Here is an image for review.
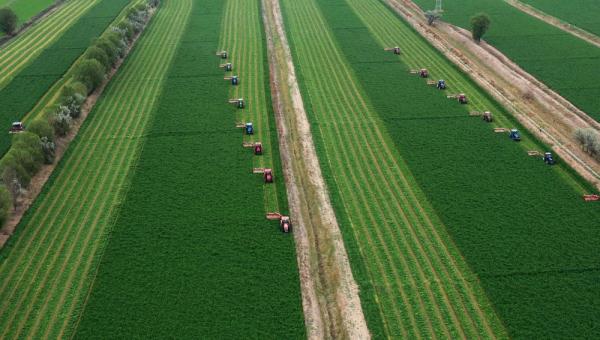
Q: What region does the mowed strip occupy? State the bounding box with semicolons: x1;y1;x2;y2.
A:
220;0;280;212
0;0;99;88
0;1;192;339
281;0;506;338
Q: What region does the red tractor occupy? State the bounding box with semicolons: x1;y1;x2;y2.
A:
254;143;263;155
419;68;429;78
458;93;468;104
583;194;600;202
264;169;273;183
267;213;292;233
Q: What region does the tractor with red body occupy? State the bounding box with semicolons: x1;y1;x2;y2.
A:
9;122;24;134
267;213;292;233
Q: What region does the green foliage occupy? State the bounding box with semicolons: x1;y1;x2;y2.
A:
60;81;88;100
51;110;72;137
470;13;491;42
39;136;55;164
0;185;11;224
74;59;105;93
0;7;17;34
26;117;54;141
94;38;119;66
85;46;110;71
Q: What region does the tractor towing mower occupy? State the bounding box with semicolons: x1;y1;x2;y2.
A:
385;46;401;55
266;213;292;233
243;141;263;155
224;75;239;85
254;168;273;183
229;98;245;109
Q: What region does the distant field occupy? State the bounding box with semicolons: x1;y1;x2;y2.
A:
412;0;600;122
521;0;600;36
0;0;55;24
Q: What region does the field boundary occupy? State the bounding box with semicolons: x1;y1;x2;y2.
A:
386;0;600;190
262;0;370;338
504;0;600;49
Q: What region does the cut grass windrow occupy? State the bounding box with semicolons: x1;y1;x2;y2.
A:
0;1;191;338
281;0;507;337
0;0;99;89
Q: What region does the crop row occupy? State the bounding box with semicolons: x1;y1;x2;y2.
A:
0;1;181;338
281;0;508;338
412;0;600;122
521;0;600;36
326;0;600;337
73;0;305;338
0;0;131;156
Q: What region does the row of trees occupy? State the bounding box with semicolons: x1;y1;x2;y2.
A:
575;128;600;162
0;1;157;224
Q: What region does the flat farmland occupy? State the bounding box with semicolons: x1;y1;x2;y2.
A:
0;1;189;337
0;0;54;25
521;0;600;36
73;0;305;337
412;0;600;122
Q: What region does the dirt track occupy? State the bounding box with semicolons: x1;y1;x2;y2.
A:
262;0;370;338
386;0;600;191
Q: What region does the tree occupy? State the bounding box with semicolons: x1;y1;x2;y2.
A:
470;13;491;43
0;7;17;35
74;59;105;93
2;166;22;211
425;10;442;26
0;185;11;224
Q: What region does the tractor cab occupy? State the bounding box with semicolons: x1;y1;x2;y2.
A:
393;47;401;55
231;76;239;85
280;216;292;233
9;122;24;134
509;129;521;141
482;111;493;122
264;168;273;183
419;68;429;78
245;122;254;135
220;51;228;59
544;152;555;165
254;143;263;155
437;79;446;90
235;98;245;109
458;93;468;104
224;63;232;71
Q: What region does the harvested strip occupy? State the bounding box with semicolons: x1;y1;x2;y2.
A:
0;1;191;338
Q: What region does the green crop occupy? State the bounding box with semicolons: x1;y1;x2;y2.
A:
74;0;305;338
413;0;600;122
314;0;600;338
0;0;54;25
0;1;181;338
521;0;600;36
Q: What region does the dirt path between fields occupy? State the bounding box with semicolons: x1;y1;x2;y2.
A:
386;0;600;191
504;0;600;49
0;9;155;249
262;0;370;338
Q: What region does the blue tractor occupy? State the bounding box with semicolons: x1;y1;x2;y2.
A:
245;122;254;135
544;152;555;165
437;79;446;90
231;76;239;85
224;63;232;71
509;129;521;141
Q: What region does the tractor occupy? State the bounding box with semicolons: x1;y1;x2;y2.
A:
229;98;245;109
385;46;401;55
458;93;468;104
9;122;24;134
436;79;446;90
225;75;239;85
509;129;521;142
217;50;228;59
243;141;263;155
583;194;600;201
419;68;429;78
266;213;292;233
220;62;232;71
245;122;254;135
482;111;493;122
254;168;273;183
543;152;555;165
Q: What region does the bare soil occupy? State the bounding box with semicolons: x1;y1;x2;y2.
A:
0;10;155;249
505;0;600;49
262;0;370;338
386;0;600;191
